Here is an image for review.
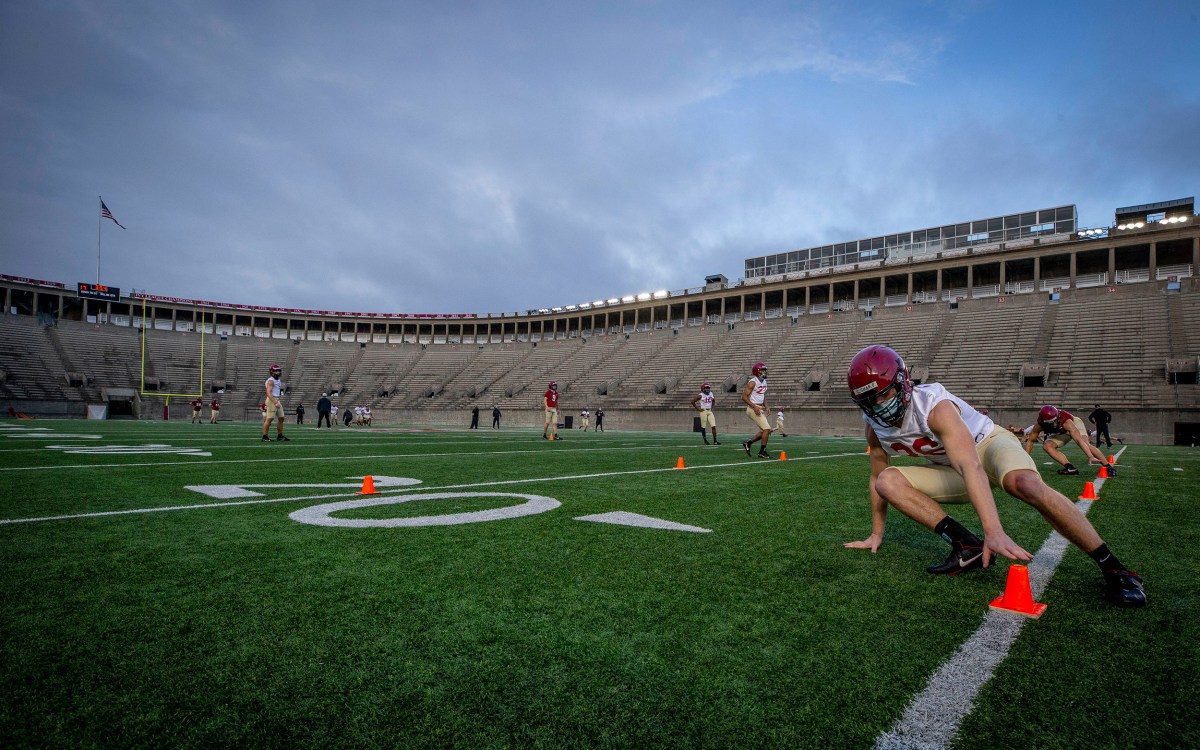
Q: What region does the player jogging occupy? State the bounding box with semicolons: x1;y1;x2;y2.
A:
691;382;720;445
741;362;771;458
771;407;787;437
842;345;1144;607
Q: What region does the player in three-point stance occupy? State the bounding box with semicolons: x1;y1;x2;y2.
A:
691;382;720;445
261;364;289;442
741;362;772;459
1023;405;1115;477
842;345;1144;607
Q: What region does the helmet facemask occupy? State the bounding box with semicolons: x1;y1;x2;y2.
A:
848;346;912;428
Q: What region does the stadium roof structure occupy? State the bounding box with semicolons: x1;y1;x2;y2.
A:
745;205;1077;279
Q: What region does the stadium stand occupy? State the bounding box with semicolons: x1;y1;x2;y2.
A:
3;200;1197;441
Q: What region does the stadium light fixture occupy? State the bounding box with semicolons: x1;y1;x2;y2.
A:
652;290;668;299
621;295;635;303
607;298;620;305
636;293;651;301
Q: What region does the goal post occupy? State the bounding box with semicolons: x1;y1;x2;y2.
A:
139;298;207;418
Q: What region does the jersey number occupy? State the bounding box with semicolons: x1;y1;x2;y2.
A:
890;437;945;457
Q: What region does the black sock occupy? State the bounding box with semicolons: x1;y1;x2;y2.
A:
1088;543;1125;572
934;516;982;548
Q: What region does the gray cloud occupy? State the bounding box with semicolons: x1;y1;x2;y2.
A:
1;1;1196;314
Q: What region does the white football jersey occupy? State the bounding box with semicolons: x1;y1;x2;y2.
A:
747;376;767;405
865;382;994;465
265;376;282;398
698;392;715;410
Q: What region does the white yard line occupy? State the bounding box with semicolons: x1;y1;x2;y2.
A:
0;442;764;472
0;451;863;524
874;446;1127;750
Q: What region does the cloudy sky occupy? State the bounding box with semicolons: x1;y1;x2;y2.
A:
2;1;1197;315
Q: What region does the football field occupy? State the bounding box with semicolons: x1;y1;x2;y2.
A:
1;419;1197;749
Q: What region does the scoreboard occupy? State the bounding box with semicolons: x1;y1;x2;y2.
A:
77;282;121;302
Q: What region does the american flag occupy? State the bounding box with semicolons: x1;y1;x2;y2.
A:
100;199;126;229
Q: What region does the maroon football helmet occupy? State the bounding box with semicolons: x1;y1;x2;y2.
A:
751;362;767;378
848;345;912;427
1037;405;1062;431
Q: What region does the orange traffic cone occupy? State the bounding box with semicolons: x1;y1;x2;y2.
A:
1108;454;1117;465
358;475;377;495
675;456;685;469
1098;465;1109;479
865;445;871;454
779;451;787;460
1079;481;1097;500
989;564;1047;618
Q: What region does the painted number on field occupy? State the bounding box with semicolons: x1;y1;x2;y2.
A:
47;443;212;456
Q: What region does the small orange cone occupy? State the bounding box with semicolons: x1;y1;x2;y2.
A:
989;564;1047;618
866;445;871;454
1098;465;1109;479
675;456;685;469
358;475;377;495
1079;481;1097;500
1108;454;1117;465
779;451;787;460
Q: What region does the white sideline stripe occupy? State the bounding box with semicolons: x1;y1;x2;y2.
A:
874;446;1126;750
0;442;752;472
0;451;863;525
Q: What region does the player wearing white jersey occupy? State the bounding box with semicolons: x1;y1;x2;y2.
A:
740;362;772;458
690;383;720;445
842;345;1145;607
261;364;289;442
771;407;787;437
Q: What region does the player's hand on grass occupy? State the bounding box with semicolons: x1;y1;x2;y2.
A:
844;533;882;553
983;532;1032;566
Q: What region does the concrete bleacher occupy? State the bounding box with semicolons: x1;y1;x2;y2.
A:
2;278;1196;438
0;315;75;401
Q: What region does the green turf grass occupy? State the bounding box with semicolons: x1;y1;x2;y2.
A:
0;419;1195;749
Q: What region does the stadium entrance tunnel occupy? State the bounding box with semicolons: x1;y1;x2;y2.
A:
1175;423;1200;446
101;387;139;418
1166;358;1199;385
1020;363;1049;388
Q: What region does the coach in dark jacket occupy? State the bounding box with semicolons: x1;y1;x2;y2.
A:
317;393;332;428
1088;405;1113;448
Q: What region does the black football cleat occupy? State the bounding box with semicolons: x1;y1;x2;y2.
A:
757;450;771;459
712;440;721;445
742;440;752;456
1057;466;1079;475
926;543;993;576
276;435;290;441
1104;463;1116;477
1103;568;1146;607
261;435;271;442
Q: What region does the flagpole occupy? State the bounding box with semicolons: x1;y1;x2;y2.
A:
97;195;102;284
